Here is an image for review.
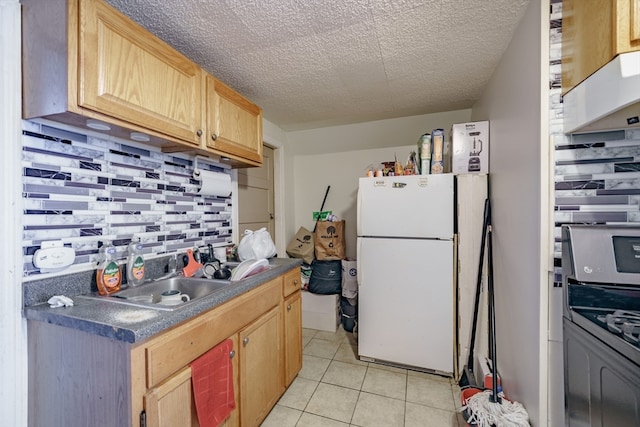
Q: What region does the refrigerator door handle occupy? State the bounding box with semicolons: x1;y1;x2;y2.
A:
357;238;363;286
356;189;362;236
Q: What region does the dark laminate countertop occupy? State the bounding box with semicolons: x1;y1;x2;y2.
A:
23;258;301;344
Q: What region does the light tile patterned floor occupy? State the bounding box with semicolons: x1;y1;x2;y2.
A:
261;327;467;427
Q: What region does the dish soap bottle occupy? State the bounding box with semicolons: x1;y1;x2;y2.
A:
96;242;122;296
126;238;145;286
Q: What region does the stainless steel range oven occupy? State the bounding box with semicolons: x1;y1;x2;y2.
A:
562;225;640;427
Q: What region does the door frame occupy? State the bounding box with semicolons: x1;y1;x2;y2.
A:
231;136;286;257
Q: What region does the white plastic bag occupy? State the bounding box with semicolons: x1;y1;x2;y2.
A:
341;259;358;301
237;228;277;261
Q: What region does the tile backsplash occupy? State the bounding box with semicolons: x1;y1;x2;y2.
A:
553;129;640;240
22;120;233;278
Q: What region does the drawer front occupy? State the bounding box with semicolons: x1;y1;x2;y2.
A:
283;268;301;298
145;277;281;388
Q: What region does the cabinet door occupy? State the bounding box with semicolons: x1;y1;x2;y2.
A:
617;0;640;52
239;306;283;427
562;0;640;94
206;75;263;165
144;367;198;427
283;291;302;387
145;335;240;427
219;335;240;427
78;0;203;145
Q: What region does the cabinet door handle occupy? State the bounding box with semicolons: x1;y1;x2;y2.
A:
287;304;292;311
293;279;298;285
211;133;218;141
229;349;235;359
243;337;249;346
196;129;203;137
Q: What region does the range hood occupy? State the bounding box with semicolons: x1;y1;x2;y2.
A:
564;51;640;134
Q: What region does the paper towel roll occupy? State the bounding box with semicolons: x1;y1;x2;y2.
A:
193;169;232;197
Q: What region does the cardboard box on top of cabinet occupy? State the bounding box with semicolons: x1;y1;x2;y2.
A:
452;121;489;174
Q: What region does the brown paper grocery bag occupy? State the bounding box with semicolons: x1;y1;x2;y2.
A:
315;220;345;260
286;227;315;264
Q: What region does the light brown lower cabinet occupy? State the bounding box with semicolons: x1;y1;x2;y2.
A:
143;334;240;427
283;291;303;387
143;366;198;426
219;335;240;427
239;306;283;427
27;268;301;427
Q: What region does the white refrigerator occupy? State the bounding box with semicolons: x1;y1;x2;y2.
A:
357;173;454;374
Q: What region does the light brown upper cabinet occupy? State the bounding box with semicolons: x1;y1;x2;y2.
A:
206;75;263;166
78;0;203;145
562;0;640;95
22;0;263;167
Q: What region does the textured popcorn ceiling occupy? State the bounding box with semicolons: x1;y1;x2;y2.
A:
105;0;530;131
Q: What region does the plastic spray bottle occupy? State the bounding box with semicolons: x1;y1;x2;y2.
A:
127;238;146;286
96;242;122;295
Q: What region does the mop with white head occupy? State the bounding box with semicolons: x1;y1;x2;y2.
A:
462;390;530;427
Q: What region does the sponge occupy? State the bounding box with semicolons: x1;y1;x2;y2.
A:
182;249;203;278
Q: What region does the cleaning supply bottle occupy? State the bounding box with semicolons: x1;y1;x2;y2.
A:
96;242;122;296
126;238;146;286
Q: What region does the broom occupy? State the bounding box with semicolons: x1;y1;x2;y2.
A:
460;198;491;388
461;220;530;427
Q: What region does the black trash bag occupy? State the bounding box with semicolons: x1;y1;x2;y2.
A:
340;296;358;332
308;260;342;295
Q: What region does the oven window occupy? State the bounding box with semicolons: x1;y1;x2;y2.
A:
612;236;640;273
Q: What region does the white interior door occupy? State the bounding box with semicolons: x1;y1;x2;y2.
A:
237;145;275;242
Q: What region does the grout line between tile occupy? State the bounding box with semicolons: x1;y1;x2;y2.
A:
268;327;464;427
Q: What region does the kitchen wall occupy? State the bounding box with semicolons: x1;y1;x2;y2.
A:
1;1;26;426
21;120;234;279
284;108;472;254
470;0;549;425
293;144;412;259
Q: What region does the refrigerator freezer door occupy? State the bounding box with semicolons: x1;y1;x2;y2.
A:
357;174;454;239
357;237;454;373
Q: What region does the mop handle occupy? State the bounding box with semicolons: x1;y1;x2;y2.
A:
487;225;500;404
467;199;491;373
313;186;331;233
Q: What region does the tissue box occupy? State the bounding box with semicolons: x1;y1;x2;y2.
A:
452;121;489;174
302;291;340;332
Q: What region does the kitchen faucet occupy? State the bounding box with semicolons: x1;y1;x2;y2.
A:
151;254;180;282
168;253;178;274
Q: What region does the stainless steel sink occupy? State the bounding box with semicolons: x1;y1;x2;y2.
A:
77;276;232;311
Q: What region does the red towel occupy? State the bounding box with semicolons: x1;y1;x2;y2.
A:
190;339;235;427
